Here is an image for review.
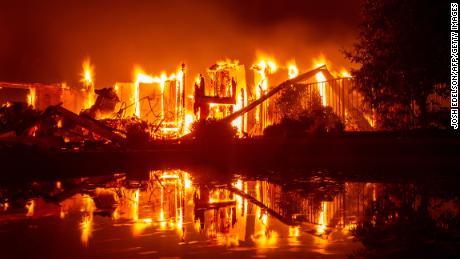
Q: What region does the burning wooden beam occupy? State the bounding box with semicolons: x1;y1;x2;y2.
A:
43;105;126;145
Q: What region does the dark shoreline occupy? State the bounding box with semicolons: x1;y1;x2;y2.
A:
1;133;459;183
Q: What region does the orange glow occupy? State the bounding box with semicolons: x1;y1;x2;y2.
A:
312;54;331;108
80;195;95;247
252;230;278;248
133;67;152;117
253;55;278;93
2;202;8;211
312;54;329;69
183;113;194;134
315;72;327;106
231;87;246;134
317;202;327;234
27;87;36;108
252;55;278;128
25;199;35;216
133;218;152;236
289;226;300;237
132;189;139;222
80;213;93;247
340;69;352;78
81;59;94;85
184;173;192;190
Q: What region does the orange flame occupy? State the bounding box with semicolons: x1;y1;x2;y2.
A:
27;87;36;108
340;69;352;78
287;61;299;79
81;58;95;109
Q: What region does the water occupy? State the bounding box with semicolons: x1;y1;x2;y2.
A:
0;170;459;258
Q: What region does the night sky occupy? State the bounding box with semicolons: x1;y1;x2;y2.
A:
0;0;362;87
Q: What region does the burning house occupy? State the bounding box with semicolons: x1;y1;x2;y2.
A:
1;54;379;147
0;81;88;114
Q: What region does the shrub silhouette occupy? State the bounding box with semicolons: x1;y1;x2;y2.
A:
264;106;344;138
191;119;237;143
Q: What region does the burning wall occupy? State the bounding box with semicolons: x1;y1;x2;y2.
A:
0;82;87;114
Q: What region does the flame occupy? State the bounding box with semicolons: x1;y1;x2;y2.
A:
315;71;327;106
132;67;161;118
312;54;329;69
81;59;95;109
312;56;328;106
25;199;35;216
214;59;240;70
183;113;194;135
340;69;352;78
252;56;278;127
231;86;246;134
133;67;184;122
184;173;192;189
133;68;147;117
81;59;94;85
287;61;299;79
27;87;36;108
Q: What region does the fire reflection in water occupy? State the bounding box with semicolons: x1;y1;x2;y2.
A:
79;195;95;247
5;170;456;254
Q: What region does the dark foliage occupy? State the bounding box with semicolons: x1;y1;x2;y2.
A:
350;184;460;258
344;0;450;129
264;106;344;138
191;119;237;143
125;121;150;147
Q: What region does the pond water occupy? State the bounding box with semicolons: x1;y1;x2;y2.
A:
0;170;459;258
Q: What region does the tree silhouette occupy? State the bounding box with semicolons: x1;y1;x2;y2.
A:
345;0;450;129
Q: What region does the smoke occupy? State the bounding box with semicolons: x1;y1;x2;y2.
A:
0;0;362;88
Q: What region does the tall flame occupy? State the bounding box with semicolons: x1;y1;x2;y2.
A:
81;58;95;109
252;56;278;127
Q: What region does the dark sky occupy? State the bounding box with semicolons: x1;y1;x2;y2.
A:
0;0;362;87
